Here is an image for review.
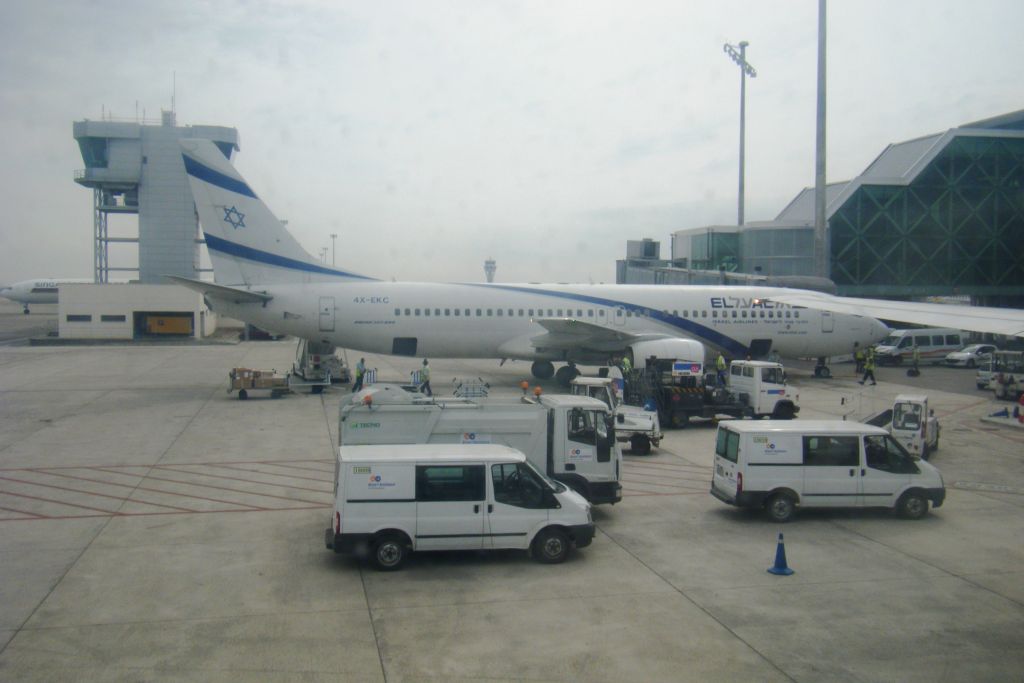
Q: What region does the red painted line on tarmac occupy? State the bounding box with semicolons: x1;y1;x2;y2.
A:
0;504;45;518
0;458;334;473
0;504;329;522
0;489;118;515
33;469;266;511
256;462;336;475
151;465;332;497
190;463;330;485
623;460;708;472
0;475;198;512
135;467;330;506
621;470;708;484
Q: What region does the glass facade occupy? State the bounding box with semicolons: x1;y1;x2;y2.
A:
689;232;740;271
741;228;815;276
830;136;1024;296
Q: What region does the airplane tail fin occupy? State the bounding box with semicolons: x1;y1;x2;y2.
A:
180;139;373;286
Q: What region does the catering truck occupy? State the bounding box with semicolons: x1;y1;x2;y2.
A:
325;444;594;570
340;385;623;504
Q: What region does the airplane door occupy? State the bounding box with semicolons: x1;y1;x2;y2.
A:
318;297;335;332
821;310;834;333
613;305;626;327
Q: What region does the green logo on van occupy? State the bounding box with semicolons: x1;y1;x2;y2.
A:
350;422;381;429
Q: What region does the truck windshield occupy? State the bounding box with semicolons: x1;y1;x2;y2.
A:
521;460;565;493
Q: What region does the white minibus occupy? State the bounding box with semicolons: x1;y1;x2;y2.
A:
326;444;594;570
711;420;945;522
873;328;963;365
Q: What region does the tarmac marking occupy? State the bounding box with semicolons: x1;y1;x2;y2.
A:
29;468;264;511
0;475;196;512
149;464;331;498
621;458;709;496
0;460;335;522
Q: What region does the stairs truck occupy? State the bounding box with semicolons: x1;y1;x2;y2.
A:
570;376;662;455
339;385;623;505
624;345;799;428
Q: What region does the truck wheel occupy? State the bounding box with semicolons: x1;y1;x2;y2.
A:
670;412;689;429
238;389;248;400
772;404;795;420
897;492;929;520
372;534;408;571
766;493;795;523
532;527;570;564
312;384;323;394
630;435;651;455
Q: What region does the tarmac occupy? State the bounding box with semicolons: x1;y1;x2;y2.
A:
1;302;1023;681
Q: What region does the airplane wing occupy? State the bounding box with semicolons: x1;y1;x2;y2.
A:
529;317;668;351
766;291;1024;338
164;275;273;304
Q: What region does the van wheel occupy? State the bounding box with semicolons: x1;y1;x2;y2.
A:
532;528;570;564
897;492;929;520
238;389;248;400
372;535;408;571
630;435;651;455
767;493;795;523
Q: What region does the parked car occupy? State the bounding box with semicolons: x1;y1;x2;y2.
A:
945;343;997;368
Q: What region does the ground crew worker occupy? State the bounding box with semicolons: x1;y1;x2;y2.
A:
420;358;432;396
912;344;921;374
716;352;727;386
853;343;865;374
621;355;632;374
859;348;877;386
352;357;366;392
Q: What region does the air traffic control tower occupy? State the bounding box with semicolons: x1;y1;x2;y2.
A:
73;112;239;283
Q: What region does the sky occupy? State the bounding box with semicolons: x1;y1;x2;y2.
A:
0;0;1021;285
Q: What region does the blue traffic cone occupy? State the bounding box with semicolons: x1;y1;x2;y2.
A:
767;532;795;576
990;408;1009;418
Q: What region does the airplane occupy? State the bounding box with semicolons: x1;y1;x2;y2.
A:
171;138;892;382
0;278;92;314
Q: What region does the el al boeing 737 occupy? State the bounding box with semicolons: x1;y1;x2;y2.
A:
171;139;896;381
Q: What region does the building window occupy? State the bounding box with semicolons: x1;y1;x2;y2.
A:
66;314;92;322
100;314;126;322
395;308;401;316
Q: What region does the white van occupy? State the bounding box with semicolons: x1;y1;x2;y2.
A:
873;328;963;365
710;420;945;522
325;444;595;570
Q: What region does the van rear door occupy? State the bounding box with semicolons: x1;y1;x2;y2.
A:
712;426;740;501
414;464;486;550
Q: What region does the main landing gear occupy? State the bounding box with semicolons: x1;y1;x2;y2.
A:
813;357;832;378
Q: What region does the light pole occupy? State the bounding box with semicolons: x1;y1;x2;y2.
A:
723;41;757;226
330;233;338;266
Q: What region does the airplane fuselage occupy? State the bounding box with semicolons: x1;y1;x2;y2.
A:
211;281;889;361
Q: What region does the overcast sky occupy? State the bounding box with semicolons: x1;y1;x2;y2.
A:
1;0;1021;285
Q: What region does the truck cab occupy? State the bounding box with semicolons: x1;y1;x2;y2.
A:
727;360;799;419
570;376;662;455
890;394;939;460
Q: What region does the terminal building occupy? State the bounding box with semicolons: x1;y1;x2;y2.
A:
620;110;1024;308
61;112;239;339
